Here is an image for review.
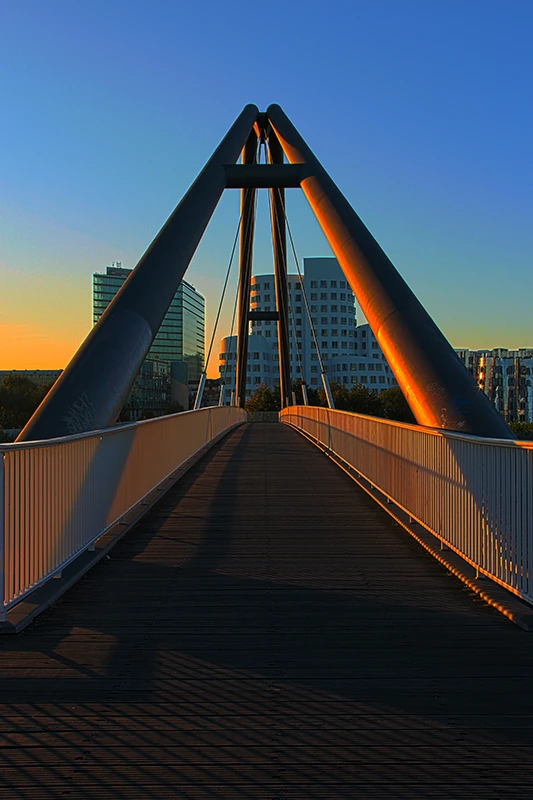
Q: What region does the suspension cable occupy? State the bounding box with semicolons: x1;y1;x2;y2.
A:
220;168;260;406
219;270;239;405
276;189;326;373
275;188;334;408
194;207;243;409
267;187;304;395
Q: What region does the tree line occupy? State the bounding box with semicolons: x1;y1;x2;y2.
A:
1;374;532;441
246;381;416;423
245;380;533;438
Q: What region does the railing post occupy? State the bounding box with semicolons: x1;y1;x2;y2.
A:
0;454;5;623
321;372;335;409
194;373;207;410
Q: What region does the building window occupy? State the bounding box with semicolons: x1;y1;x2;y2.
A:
331;329;338;336
322;341;328;349
321;329;328;337
254;283;261;290
340;281;346;288
342;363;348;372
379;376;385;383
351;375;358;384
341;293;346;300
311;365;317;373
311;378;318;385
341;305;347;313
295;294;301;301
331;292;337;300
331;317;338;324
331;280;337;288
254;377;262;384
321;317;328;324
370;376;377;384
361;376;368;383
311;353;318;361
310;293;317;300
311;305;318;312
331;305;338;312
264;282;270;289
320;280;327;288
332;341;338;348
310;280;317;288
296;306;302;314
265;330;271;337
341;329;347;337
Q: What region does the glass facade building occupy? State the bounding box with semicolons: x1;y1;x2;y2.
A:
93;263;205;417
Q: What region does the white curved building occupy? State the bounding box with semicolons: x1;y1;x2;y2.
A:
219;258;397;402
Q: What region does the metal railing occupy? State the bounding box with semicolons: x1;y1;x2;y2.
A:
281;406;533;604
1;406;246;615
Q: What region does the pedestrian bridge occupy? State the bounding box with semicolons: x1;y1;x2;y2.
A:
1;410;533;797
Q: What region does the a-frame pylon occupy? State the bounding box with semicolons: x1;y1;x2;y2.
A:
19;105;513;441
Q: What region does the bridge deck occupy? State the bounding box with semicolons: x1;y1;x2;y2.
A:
1;422;532;798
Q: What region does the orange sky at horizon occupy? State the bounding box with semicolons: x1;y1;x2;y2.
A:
0;321;223;378
0;322;85;371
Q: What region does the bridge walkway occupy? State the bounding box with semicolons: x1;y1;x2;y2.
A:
0;422;532;798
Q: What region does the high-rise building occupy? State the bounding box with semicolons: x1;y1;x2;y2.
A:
218;258;397;403
93;263;206;417
455;348;533;422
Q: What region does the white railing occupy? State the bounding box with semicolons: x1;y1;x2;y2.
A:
281;406;533;604
0;406;246;614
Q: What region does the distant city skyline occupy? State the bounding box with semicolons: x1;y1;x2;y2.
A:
1;1;531;375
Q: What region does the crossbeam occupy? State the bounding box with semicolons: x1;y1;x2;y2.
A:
225;164;306;188
249;311;280;321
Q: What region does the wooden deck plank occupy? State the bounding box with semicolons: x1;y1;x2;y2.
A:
0;422;532;798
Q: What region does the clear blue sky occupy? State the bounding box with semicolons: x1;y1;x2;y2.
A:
1;0;531;373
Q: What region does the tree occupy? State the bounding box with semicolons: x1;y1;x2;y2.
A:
0;376;54;429
246;384;280;412
509;421;533;440
379;386;416;423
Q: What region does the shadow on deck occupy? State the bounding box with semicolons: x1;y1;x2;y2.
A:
0;422;532;799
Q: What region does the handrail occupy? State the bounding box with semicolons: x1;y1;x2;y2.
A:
1;407;246;615
281;406;533;605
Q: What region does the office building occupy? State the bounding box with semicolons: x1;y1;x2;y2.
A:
0;369;62;387
219;258;397;402
93;263;206;417
456;348;533;422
